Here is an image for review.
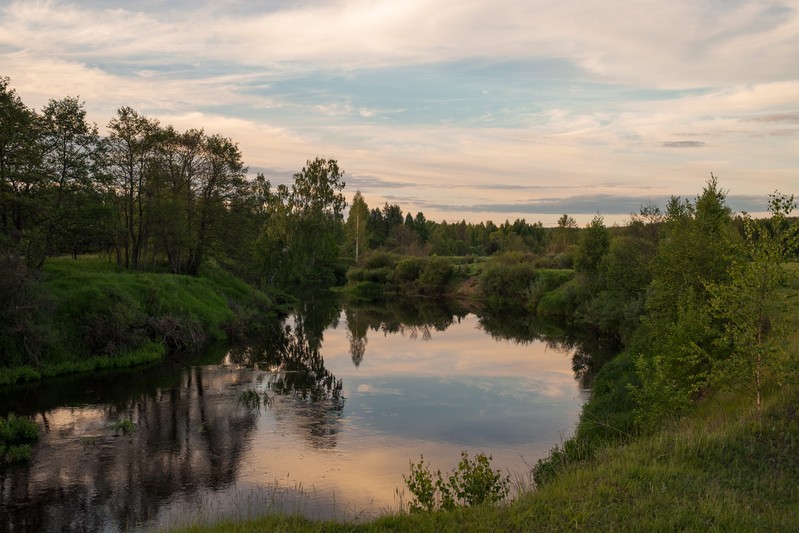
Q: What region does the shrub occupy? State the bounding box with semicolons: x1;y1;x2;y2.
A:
403;451;510;512
395;257;425;284
349;281;385;299
537;278;581;316
362;251;398;270
480;261;538;303
418;256;455;295
0;413;39;463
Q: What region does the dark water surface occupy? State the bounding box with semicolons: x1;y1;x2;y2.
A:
0;296;610;531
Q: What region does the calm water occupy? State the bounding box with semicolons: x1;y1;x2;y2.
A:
0;296;607;532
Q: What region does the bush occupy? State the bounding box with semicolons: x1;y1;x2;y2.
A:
349;281;385;299
362;251;398;270
80;287;148;355
480;261;538;303
537;278;581;316
403;451;510;512
395;257;425;284
0;413;39;463
418;256;455;295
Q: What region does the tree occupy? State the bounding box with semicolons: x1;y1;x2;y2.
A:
574;215;610;277
259;158;347;286
104;107;160;269
554;214;577;252
0;77;43;263
36;96;102;266
629;201;664;247
708;193;799;412
185;133;247;275
414;212;429;243
633;176;741;429
345;190;369;262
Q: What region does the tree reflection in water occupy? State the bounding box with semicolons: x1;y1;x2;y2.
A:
0;364;261;532
478;303;620;389
340;296;616;389
227;292;346;449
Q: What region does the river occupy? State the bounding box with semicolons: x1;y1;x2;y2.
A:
0;295;610;531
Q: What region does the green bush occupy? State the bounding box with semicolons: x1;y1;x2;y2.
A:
537;278;581;316
0;413;39;463
418;256;455;295
395;257;425;283
349;281;385;299
362;251;398;270
480;261;538;303
347;266;394;285
404;451;510;512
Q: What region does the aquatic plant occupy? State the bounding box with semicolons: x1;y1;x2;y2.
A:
238;389;272;413
112;418;136;436
0;413;39;463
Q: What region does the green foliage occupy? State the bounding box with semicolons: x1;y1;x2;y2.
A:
259;158;347;287
417;256;456;295
632;176;741;430
362;251;398;270
112;418;136;436
479;260;538;303
394;257;425;283
706;193;799;411
535;350;640;486
536;278;582;317
576;235;654;339
0;413;39;463
0;255;56;367
403;451;510;512
574;215;610;277
345;190;370;262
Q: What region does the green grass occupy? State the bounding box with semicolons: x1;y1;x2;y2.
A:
45;257;236;342
0;256;277;385
0;413;39;463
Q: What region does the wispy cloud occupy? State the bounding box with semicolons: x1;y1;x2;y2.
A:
428;194;770;216
663;141;706;148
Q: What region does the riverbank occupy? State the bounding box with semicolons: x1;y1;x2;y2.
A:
175;266;799;531
0;256;285;386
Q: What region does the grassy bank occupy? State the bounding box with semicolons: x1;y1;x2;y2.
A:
0;256;281;385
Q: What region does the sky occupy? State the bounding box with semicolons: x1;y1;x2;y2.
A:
2;0;798;225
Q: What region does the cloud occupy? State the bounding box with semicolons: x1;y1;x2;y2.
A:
1;0;796;225
4;0;799;87
347;174;418;190
426;194;770;216
741;112;799;123
663;141;706;148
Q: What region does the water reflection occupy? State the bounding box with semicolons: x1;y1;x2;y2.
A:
227;319;345;450
0;365;259;532
0;295;613;531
